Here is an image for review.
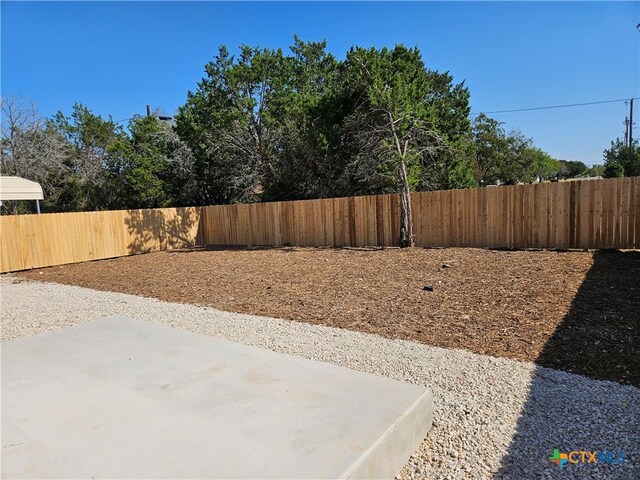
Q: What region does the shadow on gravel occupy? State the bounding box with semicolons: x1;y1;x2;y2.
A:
494;250;640;479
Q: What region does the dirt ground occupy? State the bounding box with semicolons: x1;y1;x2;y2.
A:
17;247;639;386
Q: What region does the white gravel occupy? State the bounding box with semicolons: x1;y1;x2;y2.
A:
1;276;638;479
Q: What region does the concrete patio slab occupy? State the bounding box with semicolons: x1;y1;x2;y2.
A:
1;315;432;479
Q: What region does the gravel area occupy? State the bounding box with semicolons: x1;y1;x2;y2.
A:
1;276;638;479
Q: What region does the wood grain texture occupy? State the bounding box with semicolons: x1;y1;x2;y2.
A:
2;178;638;273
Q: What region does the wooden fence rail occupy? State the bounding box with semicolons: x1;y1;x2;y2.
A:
1;177;638;273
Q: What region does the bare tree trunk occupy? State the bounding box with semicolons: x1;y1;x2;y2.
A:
398;159;414;248
387;111;414;248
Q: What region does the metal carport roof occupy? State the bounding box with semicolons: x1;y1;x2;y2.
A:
0;176;44;201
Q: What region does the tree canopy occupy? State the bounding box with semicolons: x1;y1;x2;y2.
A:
602;138;640;178
2;37;602;220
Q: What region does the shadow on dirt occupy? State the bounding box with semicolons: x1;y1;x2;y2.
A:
494;250;640;479
535;250;639;386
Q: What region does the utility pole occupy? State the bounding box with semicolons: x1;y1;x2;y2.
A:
624;118;629;146
630;98;635;165
146;105;152;117
628;98;634;146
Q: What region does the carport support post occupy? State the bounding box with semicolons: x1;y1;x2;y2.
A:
36;200;41;214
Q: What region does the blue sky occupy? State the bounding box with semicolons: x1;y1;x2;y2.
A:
2;1;638;165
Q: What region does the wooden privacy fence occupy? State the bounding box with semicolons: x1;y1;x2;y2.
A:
0;207;201;273
201;177;640;250
1;177;639;272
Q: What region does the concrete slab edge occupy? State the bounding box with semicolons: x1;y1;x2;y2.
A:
339;388;434;479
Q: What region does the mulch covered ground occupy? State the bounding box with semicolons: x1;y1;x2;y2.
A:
17;247;639;386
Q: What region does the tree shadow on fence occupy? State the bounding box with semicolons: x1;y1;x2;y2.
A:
494;250;640;479
124;207;203;255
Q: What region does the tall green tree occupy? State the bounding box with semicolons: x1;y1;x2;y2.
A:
498;130;532;184
471;114;509;185
4;101;196;212
471;114;549;185
48;103;127;211
264;36;340;200
177;38;473;224
419;135;477;191
103;115;195;209
557;159;587;178
602;138;640;178
176;45;287;204
529;147;559;181
603;161;624;178
587;163;604;177
7;39;575;225
335;45;469;246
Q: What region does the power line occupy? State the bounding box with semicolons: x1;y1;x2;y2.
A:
113;97;638;123
115;115;172;124
114;116;135;124
470;98;639;116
